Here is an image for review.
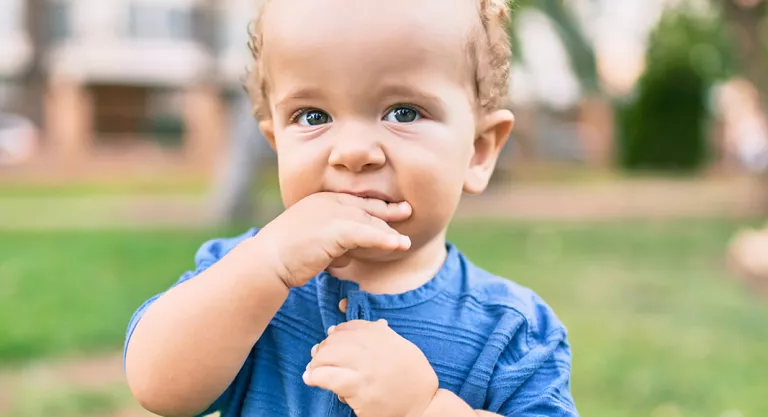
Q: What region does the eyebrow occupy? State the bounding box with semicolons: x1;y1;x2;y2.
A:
275;87;326;112
376;84;443;104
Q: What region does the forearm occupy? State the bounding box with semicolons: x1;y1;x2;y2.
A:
422;389;503;417
125;238;289;417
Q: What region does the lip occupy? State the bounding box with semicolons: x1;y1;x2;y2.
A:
336;189;399;203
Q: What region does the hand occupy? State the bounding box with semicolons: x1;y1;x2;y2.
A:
304;320;439;417
255;192;412;288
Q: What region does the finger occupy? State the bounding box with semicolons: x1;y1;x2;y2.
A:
332;320;376;333
355;213;411;247
315;325;367;353
336;194;412;223
324;223;409;260
361;200;412;223
310;336;364;369
303;366;361;399
335;223;411;253
337;319;395;347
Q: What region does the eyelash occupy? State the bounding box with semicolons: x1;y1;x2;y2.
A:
288;104;428;124
289;108;319;124
385;104;425;119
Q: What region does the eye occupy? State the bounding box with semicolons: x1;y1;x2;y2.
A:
384;106;422;123
296;109;332;126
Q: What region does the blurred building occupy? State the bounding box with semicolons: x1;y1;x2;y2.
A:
1;0;258;172
0;0;33;106
1;0;749;175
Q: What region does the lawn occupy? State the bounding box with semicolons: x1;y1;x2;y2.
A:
0;168;281;200
1;219;766;417
0;178;208;198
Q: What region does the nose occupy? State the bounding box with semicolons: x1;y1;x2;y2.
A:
327;123;386;172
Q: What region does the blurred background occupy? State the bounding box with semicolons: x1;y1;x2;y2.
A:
1;0;768;416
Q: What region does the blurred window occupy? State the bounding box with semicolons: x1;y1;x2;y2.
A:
0;0;21;37
214;2;254;51
48;0;72;41
127;3;192;40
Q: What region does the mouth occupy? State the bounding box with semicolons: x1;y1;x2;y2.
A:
336;190;400;204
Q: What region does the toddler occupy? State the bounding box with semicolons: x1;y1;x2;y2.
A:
125;0;578;416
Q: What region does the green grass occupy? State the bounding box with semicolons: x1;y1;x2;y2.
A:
451;219;768;417
0;178;209;198
1;219;767;416
0;229;237;362
8;384;131;417
0;167;282;200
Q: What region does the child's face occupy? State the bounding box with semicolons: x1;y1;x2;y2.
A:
259;0;513;255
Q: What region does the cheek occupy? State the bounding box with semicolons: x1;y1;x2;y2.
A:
397;136;470;231
408;159;465;206
275;142;326;208
399;161;463;244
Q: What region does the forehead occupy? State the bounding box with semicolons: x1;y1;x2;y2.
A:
260;0;477;94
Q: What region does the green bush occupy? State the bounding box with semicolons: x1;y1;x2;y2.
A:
617;9;731;172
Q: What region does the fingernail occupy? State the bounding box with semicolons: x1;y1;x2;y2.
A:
311;344;319;356
378;318;388;326
303;370;311;382
328;325;336;334
399;235;411;248
306;362;311;371
388;235;400;247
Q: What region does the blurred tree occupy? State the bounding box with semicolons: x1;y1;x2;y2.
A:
524;0;615;166
530;0;600;94
718;0;768;103
718;0;768;211
20;0;47;126
201;2;273;225
617;9;731;172
211;92;273;224
195;0;218;73
511;0;601;95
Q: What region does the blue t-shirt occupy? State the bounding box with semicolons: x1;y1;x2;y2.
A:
125;229;578;416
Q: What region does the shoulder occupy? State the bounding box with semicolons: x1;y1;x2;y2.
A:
450;250;568;349
450;252;577;414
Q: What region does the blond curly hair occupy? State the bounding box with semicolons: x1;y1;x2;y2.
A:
245;0;512;120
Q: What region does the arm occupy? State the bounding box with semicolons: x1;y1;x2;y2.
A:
422;389;502;417
485;336;577;417
125;194;412;417
305;302;577;417
303;321;506;417
125;236;289;417
426;337;576;417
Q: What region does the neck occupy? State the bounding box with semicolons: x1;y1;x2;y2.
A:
328;231;448;294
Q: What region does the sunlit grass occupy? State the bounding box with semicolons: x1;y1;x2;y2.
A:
1;218;766;416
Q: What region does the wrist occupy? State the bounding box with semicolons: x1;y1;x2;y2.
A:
420;389;447;417
421;389;475;417
242;234;295;290
219;236;293;294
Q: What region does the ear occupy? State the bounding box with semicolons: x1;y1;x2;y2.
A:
463;109;515;194
259;119;277;151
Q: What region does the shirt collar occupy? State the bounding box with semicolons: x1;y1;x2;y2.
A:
316;242;461;310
